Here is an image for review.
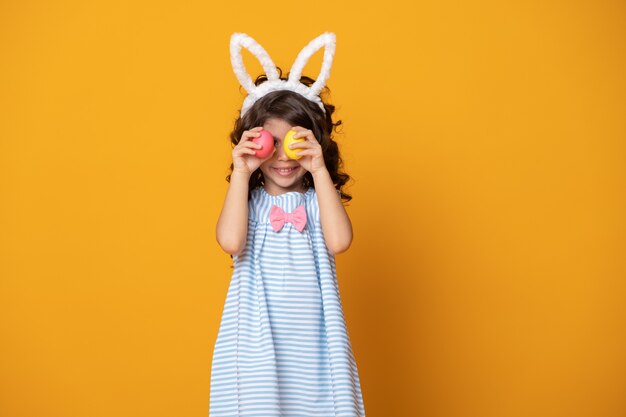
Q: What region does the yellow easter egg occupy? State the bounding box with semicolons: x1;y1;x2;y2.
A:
283;129;305;160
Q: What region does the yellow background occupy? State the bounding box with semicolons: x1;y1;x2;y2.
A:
1;1;625;416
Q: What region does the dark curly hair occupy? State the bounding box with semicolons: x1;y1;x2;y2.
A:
226;67;352;203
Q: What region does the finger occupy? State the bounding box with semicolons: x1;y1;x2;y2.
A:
241;141;262;149
288;140;313;149
241;129;263;141
292;128;307;137
235;148;257;157
294;149;317;157
293;129;315;141
243;132;262;140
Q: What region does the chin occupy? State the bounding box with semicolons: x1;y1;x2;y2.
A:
275;175;305;188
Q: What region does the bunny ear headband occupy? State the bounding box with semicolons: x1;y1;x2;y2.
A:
229;32;336;117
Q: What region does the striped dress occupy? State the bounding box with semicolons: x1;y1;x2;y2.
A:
210;186;366;416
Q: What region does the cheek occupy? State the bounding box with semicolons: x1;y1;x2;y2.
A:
259;158;273;170
257;162;269;176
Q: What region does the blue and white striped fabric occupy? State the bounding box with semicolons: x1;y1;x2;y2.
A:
210;186;366;416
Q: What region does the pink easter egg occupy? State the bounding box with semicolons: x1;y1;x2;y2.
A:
253;130;275;158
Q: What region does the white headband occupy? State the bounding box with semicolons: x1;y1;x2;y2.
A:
229;32;336;117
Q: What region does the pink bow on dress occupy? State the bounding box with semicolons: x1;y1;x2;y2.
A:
269;205;307;232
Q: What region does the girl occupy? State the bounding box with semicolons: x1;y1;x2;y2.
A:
210;33;366;416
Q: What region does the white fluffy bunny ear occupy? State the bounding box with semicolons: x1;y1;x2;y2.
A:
230;33;280;95
229;32;336;117
288;32;336;96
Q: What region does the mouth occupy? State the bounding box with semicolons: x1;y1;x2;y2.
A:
272;166;298;177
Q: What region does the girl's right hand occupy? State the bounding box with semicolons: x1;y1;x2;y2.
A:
232;126;274;175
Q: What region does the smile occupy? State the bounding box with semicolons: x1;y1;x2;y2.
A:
273;167;298;176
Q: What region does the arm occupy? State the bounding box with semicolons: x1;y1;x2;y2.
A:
312;168;353;255
215;170;250;256
287;126;352;256
216;126;269;256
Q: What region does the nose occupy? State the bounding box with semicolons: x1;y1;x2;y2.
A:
275;141;289;161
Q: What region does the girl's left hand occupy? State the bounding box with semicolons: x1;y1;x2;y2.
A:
290;126;326;175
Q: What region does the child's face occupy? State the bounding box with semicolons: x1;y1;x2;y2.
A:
259;117;308;195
